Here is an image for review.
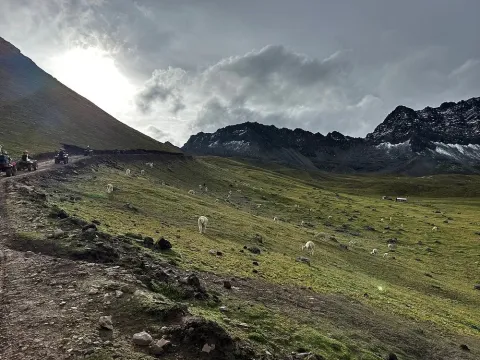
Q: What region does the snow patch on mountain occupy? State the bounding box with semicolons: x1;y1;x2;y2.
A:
223;140;250;151
434;142;480;160
376;141;410;150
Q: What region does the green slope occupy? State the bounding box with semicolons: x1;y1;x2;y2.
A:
0;37;179;156
48;156;480;359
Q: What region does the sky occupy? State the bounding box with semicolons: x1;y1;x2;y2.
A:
1;0;479;146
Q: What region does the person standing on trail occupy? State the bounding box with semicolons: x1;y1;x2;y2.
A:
21;151;30;162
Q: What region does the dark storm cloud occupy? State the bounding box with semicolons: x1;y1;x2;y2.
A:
1;0;479;145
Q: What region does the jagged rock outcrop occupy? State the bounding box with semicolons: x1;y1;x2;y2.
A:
182;97;480;175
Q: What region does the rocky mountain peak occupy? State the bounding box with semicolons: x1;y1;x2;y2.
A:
367;97;480;147
182;96;480;174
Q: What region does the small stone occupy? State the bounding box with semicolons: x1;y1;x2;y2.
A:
238;323;249;328
99;316;113;330
150;338;172;355
223;280;232;289
252;261;259;266
386;353;398;360
132;331;153;346
53;229;65;238
460;344;470;352
201;343;215;353
216;251;223;256
252;269;258;274
24;251;34;258
209;249;217;255
219;306;228;312
474;284;480;290
88;287;99;295
115;290;123;298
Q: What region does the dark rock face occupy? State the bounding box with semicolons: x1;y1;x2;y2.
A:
155;237;172;251
182;97;480;175
367;98;480;147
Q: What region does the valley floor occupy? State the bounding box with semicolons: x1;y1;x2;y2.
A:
1;155;479;360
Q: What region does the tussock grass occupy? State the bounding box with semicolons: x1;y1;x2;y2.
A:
56;156;480;358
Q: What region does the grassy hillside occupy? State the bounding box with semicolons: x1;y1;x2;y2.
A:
43;155;480;359
0;37;179;156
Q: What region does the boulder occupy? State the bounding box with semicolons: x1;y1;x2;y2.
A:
155;237;172;251
143;237;154;248
132;331;153;346
99;316;113;330
223;280;232;289
184;274;205;293
57;209;69;219
53;229;65;238
202;343;216;353
82;223;97;232
82;228;97;241
150;338;172;355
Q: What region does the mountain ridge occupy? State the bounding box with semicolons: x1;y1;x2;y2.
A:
0;37;179;155
183;97;480;174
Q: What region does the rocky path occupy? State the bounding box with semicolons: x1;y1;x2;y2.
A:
0;156;112;360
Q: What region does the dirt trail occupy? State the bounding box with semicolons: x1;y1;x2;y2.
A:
0;156;111;360
1;156;83;182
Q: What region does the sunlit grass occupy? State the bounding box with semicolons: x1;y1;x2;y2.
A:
54;156;480;356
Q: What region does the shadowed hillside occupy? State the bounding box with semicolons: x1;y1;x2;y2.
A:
0;37;179;155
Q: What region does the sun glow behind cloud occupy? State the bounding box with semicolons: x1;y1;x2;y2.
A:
48;47;135;117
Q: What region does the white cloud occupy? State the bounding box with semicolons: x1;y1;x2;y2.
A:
134;45;369;144
1;0;480;147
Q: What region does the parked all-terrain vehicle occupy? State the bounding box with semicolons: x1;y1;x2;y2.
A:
0;154;17;177
17;158;38;172
84;148;93;156
54;151;69;164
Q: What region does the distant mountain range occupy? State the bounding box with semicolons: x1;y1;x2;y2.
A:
182;97;480;175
